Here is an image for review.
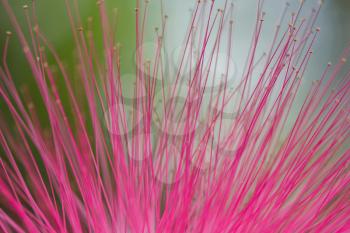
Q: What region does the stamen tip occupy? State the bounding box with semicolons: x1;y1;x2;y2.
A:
23;46;30;53
28;102;34;109
33;25;39;32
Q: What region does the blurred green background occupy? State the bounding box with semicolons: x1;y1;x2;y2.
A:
0;0;138;82
0;0;140;124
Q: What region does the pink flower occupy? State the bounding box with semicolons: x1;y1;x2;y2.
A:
1;0;350;232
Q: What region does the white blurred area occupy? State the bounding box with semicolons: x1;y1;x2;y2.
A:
142;0;350;135
156;0;350;83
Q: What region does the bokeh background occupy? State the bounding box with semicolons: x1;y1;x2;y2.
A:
162;0;350;90
0;0;138;123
